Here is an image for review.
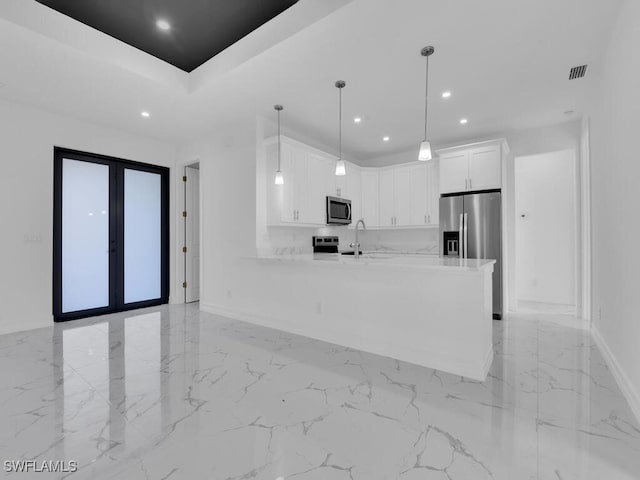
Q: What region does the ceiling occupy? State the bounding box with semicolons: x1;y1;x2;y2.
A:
0;0;623;162
34;0;299;72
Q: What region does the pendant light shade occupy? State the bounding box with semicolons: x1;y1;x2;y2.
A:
335;80;346;176
418;46;435;162
418;140;432;161
274;104;284;185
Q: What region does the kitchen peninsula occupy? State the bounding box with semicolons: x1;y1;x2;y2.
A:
204;253;495;381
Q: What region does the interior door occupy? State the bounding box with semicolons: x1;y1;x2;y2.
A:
53;148;169;321
185;166;200;303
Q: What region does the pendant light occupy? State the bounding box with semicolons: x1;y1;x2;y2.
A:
274;104;284;185
418;46;434;161
335;80;346;176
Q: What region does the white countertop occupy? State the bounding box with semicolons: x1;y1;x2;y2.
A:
250;252;495;271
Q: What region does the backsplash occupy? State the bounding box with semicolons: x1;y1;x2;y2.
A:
259;225;440;256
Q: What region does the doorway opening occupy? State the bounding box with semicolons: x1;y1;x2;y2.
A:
53;148;170;322
183;163;200;303
514;149;579;316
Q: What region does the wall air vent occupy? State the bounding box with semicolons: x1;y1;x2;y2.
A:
569;65;587;80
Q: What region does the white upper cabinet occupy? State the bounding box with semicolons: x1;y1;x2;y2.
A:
393;166;412;226
360;169;379;227
345;163;362;222
439;151;469;194
378;169;395;227
437;139;508;195
304;152;333;225
409;164;429;226
426;161;439;226
377;164;428;228
468;145;501;191
266;136;339;226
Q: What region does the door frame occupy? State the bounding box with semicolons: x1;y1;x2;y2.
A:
183;162;200;303
53;147;170;322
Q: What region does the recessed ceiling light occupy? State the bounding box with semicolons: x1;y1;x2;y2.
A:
459;118;468;124
442;91;451;98
354;117;362;123
383;136;390;142
156;19;171;31
141;111;150;118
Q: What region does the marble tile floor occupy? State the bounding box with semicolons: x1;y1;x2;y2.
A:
1;304;639;479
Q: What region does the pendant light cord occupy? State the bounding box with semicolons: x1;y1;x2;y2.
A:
277;108;281;171
339;86;342;161
424;54;429;141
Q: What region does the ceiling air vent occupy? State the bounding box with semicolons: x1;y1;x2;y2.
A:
569;65;587;80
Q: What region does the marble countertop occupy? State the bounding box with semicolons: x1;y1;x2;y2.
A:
250;252;495;271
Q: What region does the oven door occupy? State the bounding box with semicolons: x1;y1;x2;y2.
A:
326;196;352;225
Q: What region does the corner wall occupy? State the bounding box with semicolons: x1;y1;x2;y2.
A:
0;99;178;335
589;0;640;420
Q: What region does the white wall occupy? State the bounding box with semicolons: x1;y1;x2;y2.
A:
589;0;640;419
177;121;258;314
514;150;576;306
0;99;178;335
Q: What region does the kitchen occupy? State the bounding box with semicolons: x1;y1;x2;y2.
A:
1;0;639;478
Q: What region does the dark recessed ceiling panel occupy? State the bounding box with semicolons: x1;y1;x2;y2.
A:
35;0;299;72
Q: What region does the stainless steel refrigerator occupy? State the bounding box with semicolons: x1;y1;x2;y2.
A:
439;191;502;319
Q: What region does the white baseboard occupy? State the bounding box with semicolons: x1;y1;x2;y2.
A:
592;325;640;424
0;317;52;336
542;314;590;331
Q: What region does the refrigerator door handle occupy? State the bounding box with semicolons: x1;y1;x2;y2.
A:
459;213;464;258
463;213;468;258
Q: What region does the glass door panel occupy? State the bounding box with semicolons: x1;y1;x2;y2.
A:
124;169;162;304
62;159;110;313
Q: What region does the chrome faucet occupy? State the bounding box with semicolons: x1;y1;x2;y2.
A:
350;219;367;260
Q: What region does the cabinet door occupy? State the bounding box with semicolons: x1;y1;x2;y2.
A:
439;151;469;194
378;169;395;227
393;166;412;226
469;146;501;191
279;143;297;223
360;170;379;227
346;163;362;222
427;161;440;225
409;164;428;226
303;153;331;225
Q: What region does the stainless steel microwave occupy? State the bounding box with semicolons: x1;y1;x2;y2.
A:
326;196;352;225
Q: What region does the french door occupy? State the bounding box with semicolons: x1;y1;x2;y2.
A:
53;148;169;322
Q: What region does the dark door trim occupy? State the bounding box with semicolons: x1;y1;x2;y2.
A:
53;147;170;322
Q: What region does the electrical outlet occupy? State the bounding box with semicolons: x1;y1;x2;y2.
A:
316;302;322;314
227;290;232;299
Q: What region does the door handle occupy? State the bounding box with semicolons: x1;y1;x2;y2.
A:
459;213;464;258
463;213;468;258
